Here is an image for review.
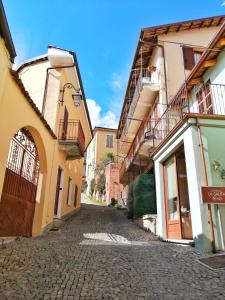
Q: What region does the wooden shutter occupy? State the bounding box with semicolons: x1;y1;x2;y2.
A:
62;106;69;140
182;47;195;70
74;185;78;207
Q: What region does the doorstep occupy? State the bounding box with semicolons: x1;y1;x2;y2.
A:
0;236;17;245
199;252;225;270
163;238;194;246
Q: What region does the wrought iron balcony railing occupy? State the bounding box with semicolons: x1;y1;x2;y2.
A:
58;120;85;159
146;83;225;148
120;83;225;179
124;67;160;135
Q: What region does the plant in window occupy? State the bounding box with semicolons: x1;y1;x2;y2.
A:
104;152;114;163
212;160;225;180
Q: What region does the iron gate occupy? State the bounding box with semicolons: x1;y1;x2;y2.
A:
0;128;39;237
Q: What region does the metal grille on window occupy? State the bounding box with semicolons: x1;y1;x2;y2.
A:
7;129;39;185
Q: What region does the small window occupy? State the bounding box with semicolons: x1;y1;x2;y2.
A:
106;135;113;148
74;185;78;207
66;177;73;206
182;46;195;70
193;51;202;65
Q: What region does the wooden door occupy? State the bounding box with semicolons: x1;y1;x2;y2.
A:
163;155;182;239
0;129;39;237
54;168;62;216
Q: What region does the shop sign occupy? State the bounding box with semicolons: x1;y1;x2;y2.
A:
202;186;225;204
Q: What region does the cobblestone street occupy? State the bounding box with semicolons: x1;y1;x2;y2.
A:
0;201;225;300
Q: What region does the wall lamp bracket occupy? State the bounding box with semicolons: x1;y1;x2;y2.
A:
59;82;83;107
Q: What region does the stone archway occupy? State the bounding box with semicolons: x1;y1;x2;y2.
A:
0;128;40;237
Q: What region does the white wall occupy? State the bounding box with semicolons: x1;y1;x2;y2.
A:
154;121;212;252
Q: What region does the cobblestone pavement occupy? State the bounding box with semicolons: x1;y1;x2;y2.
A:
0;202;225;299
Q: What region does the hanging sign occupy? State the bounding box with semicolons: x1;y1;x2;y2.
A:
201;186;225;204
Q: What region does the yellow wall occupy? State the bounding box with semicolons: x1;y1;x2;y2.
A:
0;41;92;236
95;128;118;166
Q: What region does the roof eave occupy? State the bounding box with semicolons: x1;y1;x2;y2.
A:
0;0;16;62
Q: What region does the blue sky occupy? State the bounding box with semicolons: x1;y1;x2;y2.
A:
3;0;225;128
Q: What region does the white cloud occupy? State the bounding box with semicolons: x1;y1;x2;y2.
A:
222;1;225;6
109;72;124;91
86;99;118;129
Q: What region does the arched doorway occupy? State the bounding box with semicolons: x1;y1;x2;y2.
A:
0;128;39;237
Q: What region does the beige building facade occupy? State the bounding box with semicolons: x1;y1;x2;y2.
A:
118;16;225;182
118;15;225;252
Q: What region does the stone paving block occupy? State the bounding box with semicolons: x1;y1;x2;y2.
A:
0;203;225;299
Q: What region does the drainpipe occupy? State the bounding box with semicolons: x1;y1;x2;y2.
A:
139;39;168;104
157;44;168;105
196;118;216;252
42;63;75;115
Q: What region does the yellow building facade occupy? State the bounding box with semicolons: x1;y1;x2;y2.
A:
86;127;117;195
0;4;92;237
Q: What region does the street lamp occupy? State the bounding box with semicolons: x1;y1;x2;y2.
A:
59;82;83;107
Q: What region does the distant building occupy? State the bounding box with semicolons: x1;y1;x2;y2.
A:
86;127;118;196
105;163;124;205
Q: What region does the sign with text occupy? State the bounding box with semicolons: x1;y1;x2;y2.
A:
202;186;225;204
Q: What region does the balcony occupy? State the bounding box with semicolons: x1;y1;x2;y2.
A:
145;83;225;149
124;68;160;139
120;118;158;180
119;103;168;180
58;120;85;160
120;83;225;181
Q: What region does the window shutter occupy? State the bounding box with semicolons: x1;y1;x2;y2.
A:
182;47;195;70
62;106;69;139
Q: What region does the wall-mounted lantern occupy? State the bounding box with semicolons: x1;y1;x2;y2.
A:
59;82;83;107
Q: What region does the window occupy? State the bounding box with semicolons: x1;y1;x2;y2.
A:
193;51;202;65
196;81;213;114
93;137;96;151
182;47;203;70
106;135;113;148
66;177;72;206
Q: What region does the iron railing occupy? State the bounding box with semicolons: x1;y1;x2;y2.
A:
124;67;159;135
58;119;85;152
120;83;225;178
120;103;167;174
146;83;225;148
123;117;160;172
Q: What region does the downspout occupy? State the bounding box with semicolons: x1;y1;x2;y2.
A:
157;44;168;105
42;63;75;115
196;117;216;252
139;39;168;104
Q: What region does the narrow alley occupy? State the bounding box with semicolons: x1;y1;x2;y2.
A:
0;199;225;300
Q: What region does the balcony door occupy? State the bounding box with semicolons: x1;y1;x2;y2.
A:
54;167;63;216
